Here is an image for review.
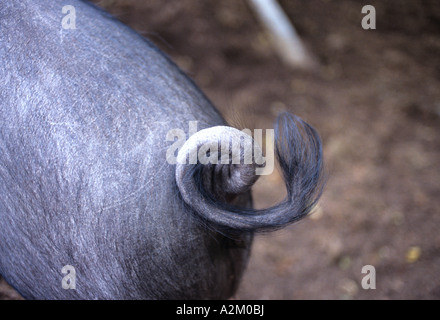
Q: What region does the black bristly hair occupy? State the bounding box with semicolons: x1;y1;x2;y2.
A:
177;112;326;233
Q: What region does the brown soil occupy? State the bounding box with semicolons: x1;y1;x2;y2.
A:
2;0;439;300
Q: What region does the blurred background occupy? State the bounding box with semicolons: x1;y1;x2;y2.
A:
1;0;439;299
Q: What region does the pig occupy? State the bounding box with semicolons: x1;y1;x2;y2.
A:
0;0;324;299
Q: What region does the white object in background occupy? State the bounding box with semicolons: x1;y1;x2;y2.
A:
249;0;315;69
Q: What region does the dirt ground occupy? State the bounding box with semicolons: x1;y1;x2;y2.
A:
1;0;439;300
